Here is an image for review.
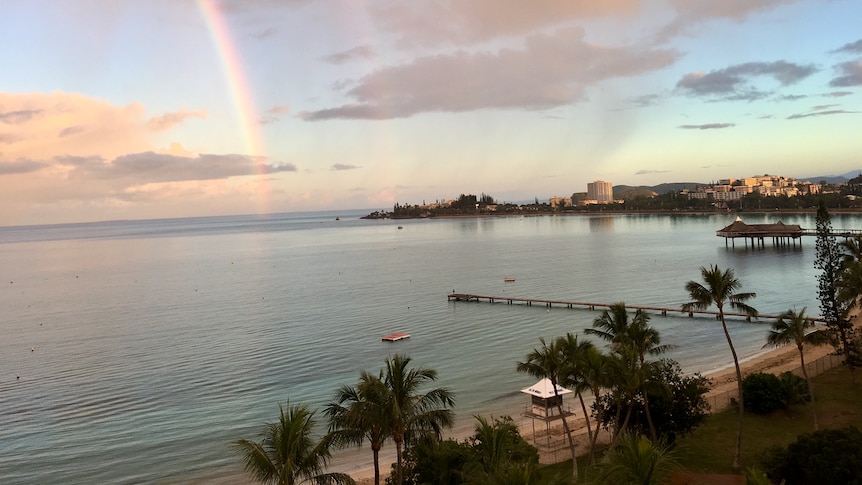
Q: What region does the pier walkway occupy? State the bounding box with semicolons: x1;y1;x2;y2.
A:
447;292;825;323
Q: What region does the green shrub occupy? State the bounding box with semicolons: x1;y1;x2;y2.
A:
777;371;809;406
742;373;785;415
758;426;862;484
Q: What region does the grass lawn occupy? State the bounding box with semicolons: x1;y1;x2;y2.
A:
674;364;862;474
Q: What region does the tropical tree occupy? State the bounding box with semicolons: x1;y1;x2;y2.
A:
683;265;757;471
815;200;854;357
587;303;674;441
383;353;455;485
325;371;390;485
234;402;355;485
590;432;679;485
517;337;579;482
580;345;613;463
763;307;828;430
557;333;599;462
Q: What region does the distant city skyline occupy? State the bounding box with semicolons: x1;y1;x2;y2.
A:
1;1;861;226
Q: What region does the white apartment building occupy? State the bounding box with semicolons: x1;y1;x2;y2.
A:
587;180;614;203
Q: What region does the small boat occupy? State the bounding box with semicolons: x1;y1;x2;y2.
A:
397;226;403;230
382;332;410;342
503;277;516;282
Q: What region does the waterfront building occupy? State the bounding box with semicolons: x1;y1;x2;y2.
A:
587;180;613;203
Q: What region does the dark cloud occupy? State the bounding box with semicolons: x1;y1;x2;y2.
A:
833;39;862;54
830;60;862;87
331;163;359;171
676;61;817;101
321;45;376;65
63;152;296;183
0;159;43;174
678;123;736;130
787;110;858;120
59;125;86;138
303;28;679;121
823;91;854;97
810;104;838;111
775;94;807;102
629;94;663;107
0;109;42;124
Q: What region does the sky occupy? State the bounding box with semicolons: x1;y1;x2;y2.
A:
1;0;861;226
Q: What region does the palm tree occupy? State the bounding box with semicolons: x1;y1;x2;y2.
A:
587;303;674;441
592;432;679;485
382;353;455;485
763;307;828;430
517;337;579;482
683;264;757;471
233;402;355;485
558;333;598;462
325;371;390;485
581;345;613;464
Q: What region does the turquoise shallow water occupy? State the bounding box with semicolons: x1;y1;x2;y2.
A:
0;211;851;483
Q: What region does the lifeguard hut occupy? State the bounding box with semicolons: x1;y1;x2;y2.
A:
520;378;575;461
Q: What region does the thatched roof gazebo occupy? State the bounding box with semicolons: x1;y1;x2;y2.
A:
716;216;803;248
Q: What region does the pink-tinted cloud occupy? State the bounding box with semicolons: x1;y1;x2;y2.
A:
304;28;679;120
368;0;642;47
321;45;376;64
147;108;207;131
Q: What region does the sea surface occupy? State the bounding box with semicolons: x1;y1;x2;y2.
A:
0;210;855;483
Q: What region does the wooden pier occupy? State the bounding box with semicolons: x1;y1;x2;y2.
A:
447;293;825;323
716;217;862;248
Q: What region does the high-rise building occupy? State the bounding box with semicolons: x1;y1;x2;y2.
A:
587;180;613;203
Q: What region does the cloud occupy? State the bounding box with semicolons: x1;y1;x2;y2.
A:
810;104;838;111
833;39;862;54
0;109;43;124
628;94;663;107
676;61;816;101
368;1;641;47
635;169;670;175
830;60;862;87
59;125;86;138
787;109;858;120
658;0;797;40
303;28;679;120
0;159;43;175
259;105;290;124
63;152;296;183
678;123;736;129
321;45;376;64
331;163;359;170
775;94;807;102
823;91;854;97
147;108;207;131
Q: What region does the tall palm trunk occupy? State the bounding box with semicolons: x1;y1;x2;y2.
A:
553;389;579;483
394;434;404;485
797;343;819;430
719;309;744;472
576;392;594;464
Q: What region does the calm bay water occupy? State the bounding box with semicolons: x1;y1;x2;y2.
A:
0;211;855;483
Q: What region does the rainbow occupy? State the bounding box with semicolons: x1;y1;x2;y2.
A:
197;0;271;212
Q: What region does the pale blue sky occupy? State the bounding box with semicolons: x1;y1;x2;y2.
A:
1;0;860;225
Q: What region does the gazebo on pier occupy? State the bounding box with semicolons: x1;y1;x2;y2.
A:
716;216;803;248
520;378;575;461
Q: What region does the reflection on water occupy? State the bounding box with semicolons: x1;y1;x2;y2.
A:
589;216;614;231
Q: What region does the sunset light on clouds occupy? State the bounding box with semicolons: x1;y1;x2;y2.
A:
1;0;860;225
